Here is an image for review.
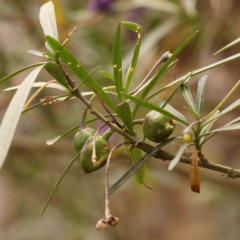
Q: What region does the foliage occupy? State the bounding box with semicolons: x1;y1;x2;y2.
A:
1;1;240;230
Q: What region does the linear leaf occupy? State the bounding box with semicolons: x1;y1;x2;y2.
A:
159;100;188;127
28;50;45;58
199;110;220;145
168;144;186;171
113;23;123;102
103;137;178;199
131;147;146;184
41;150;80;217
45;62;70;89
5;82;68;92
45;36;116;111
181;84;198;116
214;37;240;55
116;102;135;135
196;75;207;115
123;93;188;126
0;66;44;169
207;123;240;135
121;21;143;92
0;63;46;85
39;1;58;40
46;125;78;145
100;71;114;81
147;53;240;101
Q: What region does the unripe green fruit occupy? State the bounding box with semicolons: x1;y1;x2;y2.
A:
80;135;110;174
143;110;176;143
74;126;96;152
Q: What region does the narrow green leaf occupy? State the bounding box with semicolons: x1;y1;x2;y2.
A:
0;66;44;169
46;125;78;145
41;151;80;217
168;144;186;171
113;23;123;102
103;137;178;199
45;36;116;111
121;21;143;33
133;31;198;117
206;123;240;135
39;1;58;40
147;52;240;101
199;110;220;145
224;116;240;126
159;100;188;127
181;84;198;116
214;37;240;55
196;75;207;115
205;99;240;124
183;107;200;118
116;102;135;135
0;63;46;85
123;93;188;126
130;147;146;185
100;71;114;81
45;62;70;89
121;22;142;92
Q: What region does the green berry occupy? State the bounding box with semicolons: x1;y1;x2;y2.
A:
143;110;176;143
80;135;110;174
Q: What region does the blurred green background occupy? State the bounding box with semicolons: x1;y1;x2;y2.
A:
1;0;240;239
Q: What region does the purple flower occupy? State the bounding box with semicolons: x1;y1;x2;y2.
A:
89;0;114;13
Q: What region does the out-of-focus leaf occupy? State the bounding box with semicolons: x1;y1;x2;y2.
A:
168;144;186;171
214;37;240;55
121;21;142;92
39;1;58;40
103;137;179;199
123;93;188;126
116;102;135;135
45;36;116;111
0;63;46;85
41;150;80;218
196;75;207;116
100;71;114;81
181;84;198;117
159;100;188;127
0;66;44;169
112;23;123;102
45;62;70;89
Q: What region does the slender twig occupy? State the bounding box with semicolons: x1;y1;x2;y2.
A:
57;56;240;180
